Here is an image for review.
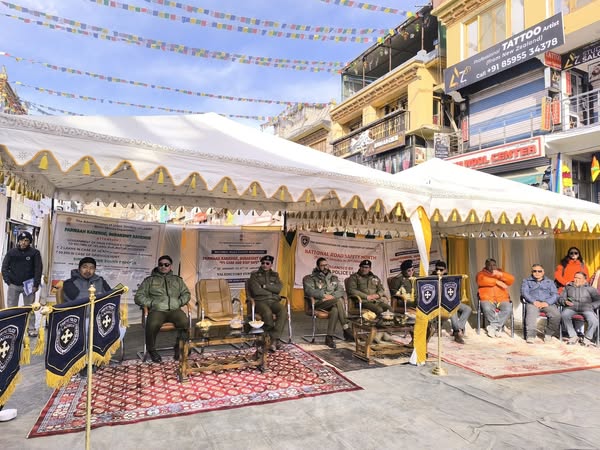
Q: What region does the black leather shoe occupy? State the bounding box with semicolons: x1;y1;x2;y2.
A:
343;328;354;342
275;340;283;350
325;335;336;349
149;350;162;363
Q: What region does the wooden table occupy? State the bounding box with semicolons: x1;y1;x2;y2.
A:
351;316;415;363
178;324;269;382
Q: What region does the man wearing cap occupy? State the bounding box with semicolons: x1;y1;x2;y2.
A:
62;257;112;302
433;261;471;344
303;257;353;348
1;230;43;337
388;259;416;313
248;255;287;352
347;259;391;317
134;255;190;363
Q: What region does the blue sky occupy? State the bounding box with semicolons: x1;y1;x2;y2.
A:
0;0;417;126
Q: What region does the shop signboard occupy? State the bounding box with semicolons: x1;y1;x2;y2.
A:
445;13;564;92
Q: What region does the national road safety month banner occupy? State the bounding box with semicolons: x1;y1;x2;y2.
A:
50;212;164;301
198;229;280;290
294;232;385;288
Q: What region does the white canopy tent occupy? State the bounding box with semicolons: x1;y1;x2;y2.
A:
1;113;600;273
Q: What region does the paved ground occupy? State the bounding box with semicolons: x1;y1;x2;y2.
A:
3;312;600;449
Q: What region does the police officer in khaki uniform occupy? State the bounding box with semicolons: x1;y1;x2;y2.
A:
247;255;287;352
346;260;391;316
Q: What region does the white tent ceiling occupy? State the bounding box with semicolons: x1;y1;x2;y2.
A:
1;112;599;235
0;112;426;218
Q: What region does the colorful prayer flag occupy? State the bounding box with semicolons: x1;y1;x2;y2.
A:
592;155;600;182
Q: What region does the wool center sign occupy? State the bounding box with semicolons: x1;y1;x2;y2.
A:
445;13;564;92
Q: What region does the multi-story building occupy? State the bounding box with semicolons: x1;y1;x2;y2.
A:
433;0;600;201
265;103;334;154
328;5;445;174
0;67;27;115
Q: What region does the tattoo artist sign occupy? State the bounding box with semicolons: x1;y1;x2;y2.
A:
445;13;564;92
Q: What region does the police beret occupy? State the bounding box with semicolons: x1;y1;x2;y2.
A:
260;255;274;263
359;259;372;268
400;259;413;271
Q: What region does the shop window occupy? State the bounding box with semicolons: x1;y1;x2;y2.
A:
554;0;594;13
464;0;524;56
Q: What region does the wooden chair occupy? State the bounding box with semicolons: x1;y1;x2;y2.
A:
55;285;65;304
245;280;292;343
195;279;241;326
476;294;514;337
344;277;362;319
387;276;405;314
559;307;600;346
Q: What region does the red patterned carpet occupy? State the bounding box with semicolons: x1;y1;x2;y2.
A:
29;344;361;438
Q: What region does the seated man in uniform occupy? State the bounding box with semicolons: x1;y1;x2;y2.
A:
389;259;416;314
346;259;391;317
303;257;353;348
134;255;190;363
247;255;287;352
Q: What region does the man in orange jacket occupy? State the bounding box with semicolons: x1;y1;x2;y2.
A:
476;258;515;337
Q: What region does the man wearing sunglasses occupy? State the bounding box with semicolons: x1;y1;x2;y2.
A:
521;264;560;344
247;255;287;352
134;255;190;363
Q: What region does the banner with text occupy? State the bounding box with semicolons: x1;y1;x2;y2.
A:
294;232;385;288
50;212;164;301
384;239;440;277
198;229;280;290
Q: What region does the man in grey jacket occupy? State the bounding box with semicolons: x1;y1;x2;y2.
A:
560;271;600;346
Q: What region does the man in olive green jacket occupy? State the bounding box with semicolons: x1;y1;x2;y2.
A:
247;255;286;352
134;255;190;363
346;259;391;316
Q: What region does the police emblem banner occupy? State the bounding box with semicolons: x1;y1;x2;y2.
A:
0;307;29;406
416;278;439;316
45;298;88;388
92;290;121;364
416;276;462;317
440;276;462;314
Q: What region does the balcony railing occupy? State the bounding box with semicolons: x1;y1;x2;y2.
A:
332;110;408;157
563;87;600;129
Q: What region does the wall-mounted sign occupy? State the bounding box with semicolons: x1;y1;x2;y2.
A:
434;133;450;159
544;51;562;69
445;13;564;92
544;67;561;91
562;38;600;69
446;137;542;169
365;132;406;156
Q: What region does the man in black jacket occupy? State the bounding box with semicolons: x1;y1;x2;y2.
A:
1;231;43;336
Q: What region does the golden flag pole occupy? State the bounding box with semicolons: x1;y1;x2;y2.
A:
432;273;447;376
85;284;96;450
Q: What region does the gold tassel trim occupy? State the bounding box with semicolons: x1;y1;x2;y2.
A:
120;299;129;327
82;158;91;176
93;340;121;367
38;153;48;170
45;356;87;389
32;325;45;356
20;334;31;365
352;196;358;209
252;183;257;197
279;187;285;201
190;174;196;189
0;373;21;406
223;179;228;193
157;168;164;184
